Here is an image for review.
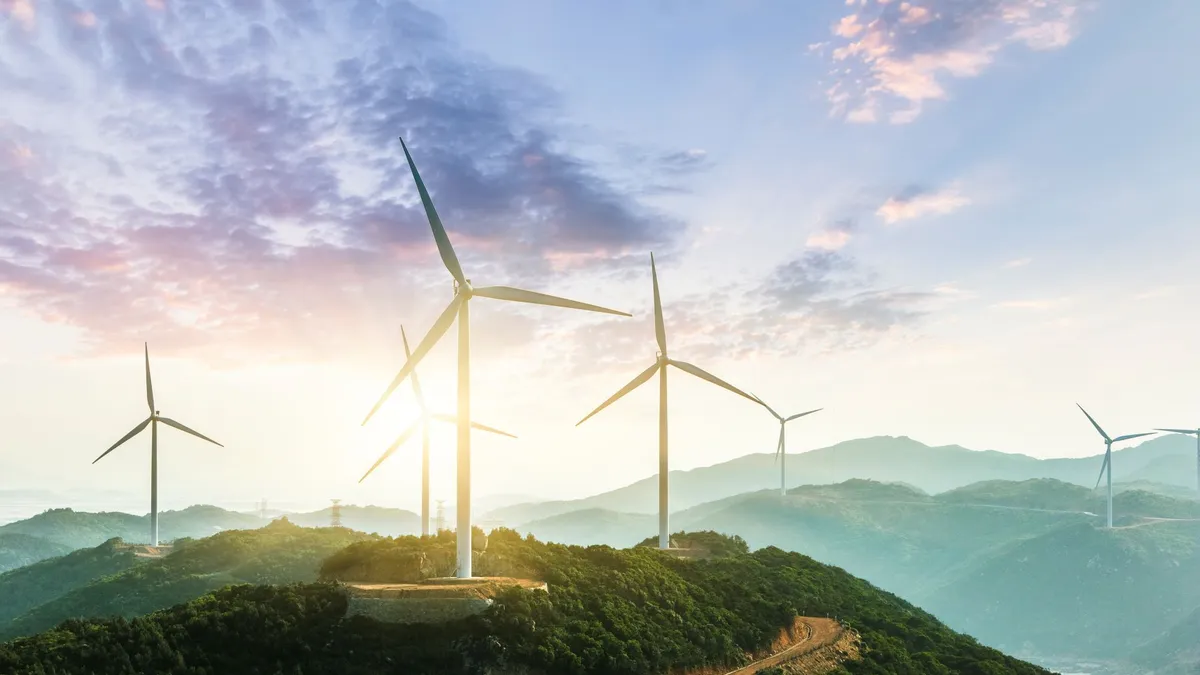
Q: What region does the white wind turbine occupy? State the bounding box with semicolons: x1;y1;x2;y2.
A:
361;137;630;578
1077;403;1155;529
1152;426;1200;497
92;344;223;546
576;253;763;549
750;394;821;497
359;325;517;536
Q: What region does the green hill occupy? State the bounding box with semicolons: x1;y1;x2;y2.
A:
486;434;1197;525
921;520;1200;659
0;533;72;573
0;530;1051;674
0;538;143;626
0;519;373;641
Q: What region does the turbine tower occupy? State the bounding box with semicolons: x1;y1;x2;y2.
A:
750;394;821;497
576;254;762;549
1077;404;1155;529
360;325;517;536
361;137;630;578
1152;426;1200;497
92;344;223;546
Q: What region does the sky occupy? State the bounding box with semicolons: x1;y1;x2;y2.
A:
1;0;1198;516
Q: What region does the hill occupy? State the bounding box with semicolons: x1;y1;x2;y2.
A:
0;519;373;641
0;505;265;551
0;530;1052;674
1132;605;1200;674
283;504;421;537
921;520;1200;659
0;538;143;626
0;533;72;573
486;433;1197;525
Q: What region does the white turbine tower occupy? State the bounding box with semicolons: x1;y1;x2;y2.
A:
750;394;821;497
576;253;762;549
1077;403;1155;529
1152;426;1200;497
92;344;223;546
361;137;630;578
359;325;517;536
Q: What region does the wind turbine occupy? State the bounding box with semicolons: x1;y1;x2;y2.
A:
1152;426;1200;497
92;344;223;546
1077;404;1155;529
359;325;517;536
750;394;821;497
576;253;763;549
361;137;630;578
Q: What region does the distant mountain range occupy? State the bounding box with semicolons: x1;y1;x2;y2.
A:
485;434;1198;525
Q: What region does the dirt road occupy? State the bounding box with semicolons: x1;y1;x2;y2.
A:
720;617;847;675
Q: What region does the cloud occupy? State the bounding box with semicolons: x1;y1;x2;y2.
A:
821;0;1085;123
1003;256;1032;268
0;1;702;365
993;297;1068;310
805;218;858;251
876;185;970;224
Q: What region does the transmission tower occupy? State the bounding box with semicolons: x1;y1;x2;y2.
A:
330;499;342;528
434;499;446;532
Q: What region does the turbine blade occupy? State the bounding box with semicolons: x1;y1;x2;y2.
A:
362;295;462;426
1076;403;1110;442
399;136;465;285
157;417;223;447
1094;447;1111;490
668;359;758;405
144;343;154;414
774;426;785;463
576;362;660;426
359;419;422;483
430;413;518;439
472;285;631;317
93;417;152;464
402;325;428;412
749;392;782;420
1155;428;1200;435
1113;431;1156;443
785;408;823;422
650;253;667;355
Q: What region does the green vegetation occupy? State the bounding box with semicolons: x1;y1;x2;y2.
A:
0;530;1050;674
1132;604;1200;674
0;538;142;626
0;533;72;573
0;518;373;641
634;530;750;557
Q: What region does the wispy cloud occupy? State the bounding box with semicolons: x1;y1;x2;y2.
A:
993;297;1069;310
876;185;970;224
0;1;703;364
821;0;1086;124
1003;257;1032;268
805;218;858;251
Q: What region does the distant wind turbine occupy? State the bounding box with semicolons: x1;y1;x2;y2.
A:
359;325;517;537
1077;404;1155;529
1152;426;1200;497
92;344;223;547
360;137;630;579
576;253;762;549
750;394;822;497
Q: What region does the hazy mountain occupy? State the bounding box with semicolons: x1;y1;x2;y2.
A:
1132;605;1200;674
0;519;372;641
0;505;264;550
922;520;1200;660
486;434;1198;525
282;504;420;536
0;533;74;574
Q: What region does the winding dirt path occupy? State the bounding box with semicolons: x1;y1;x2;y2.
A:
720;617;850;675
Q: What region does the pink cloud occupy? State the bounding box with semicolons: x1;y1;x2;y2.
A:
876;186;970;224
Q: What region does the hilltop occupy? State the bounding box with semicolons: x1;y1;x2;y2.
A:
486;433;1198;525
0;519;372;641
0;505;264;550
0;529;1051;675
